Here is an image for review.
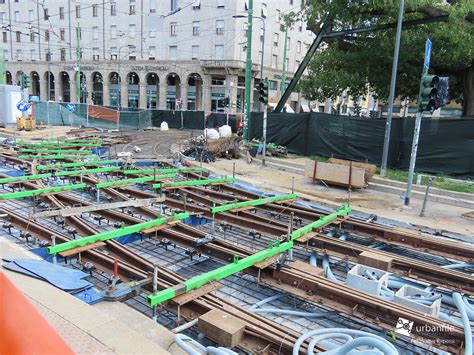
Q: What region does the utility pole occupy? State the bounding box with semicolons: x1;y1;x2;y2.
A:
243;0;253;142
76;23;81;103
380;0;405;176
281;25;288;96
47;40;51;125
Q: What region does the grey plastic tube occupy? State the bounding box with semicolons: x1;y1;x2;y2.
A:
453;293;473;355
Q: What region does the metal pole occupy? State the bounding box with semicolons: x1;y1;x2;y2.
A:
404;111;422;206
243;0;253;142
420;177;433;217
0;49;5;85
47;41;51;125
281;26;288;96
262;100;267;167
76;23;81;103
380;0;405;176
258;17;265;112
152;265;158;321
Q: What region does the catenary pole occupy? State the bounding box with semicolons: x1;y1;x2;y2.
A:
380;0;405;176
243;0;253;142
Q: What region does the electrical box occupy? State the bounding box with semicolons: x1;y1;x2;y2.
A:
0;85;29;127
347;264;389;296
394;285;441;317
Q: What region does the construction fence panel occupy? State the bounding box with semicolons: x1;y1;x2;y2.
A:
248;112;474;178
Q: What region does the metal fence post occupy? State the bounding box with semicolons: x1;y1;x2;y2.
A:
86;103;89;127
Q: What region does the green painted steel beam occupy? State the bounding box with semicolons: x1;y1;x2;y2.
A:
19;155;97;160
19;149;93;154
16;142;102;148
48;212;190;254
210;193;297;214
0;183;86;201
147;204;351;306
153;177;236;189
37;160;117;170
0;173;52;184
148;240;293;306
290;205;352;241
122;167;205;175
96;174;177;189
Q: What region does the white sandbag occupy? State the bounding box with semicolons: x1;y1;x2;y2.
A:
204;128;220;140
160;121;169;131
218;125;232;137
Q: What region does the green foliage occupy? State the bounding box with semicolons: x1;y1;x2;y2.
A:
296;1;474;110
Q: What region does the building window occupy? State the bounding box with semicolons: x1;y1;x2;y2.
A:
76;5;81;18
30;49;36;60
287;37;291;49
111;4;117;16
170;22;177;36
110;47;117;59
129;5;136;15
148;46;155;59
60;29;65;41
150;0;156;13
261;3;267;18
169;46;177;60
29;10;34;22
260;27;264;42
268;80;278;91
299;22;303;32
192;45;199;59
217;0;225;8
30;31;35;42
43;9;48;20
276;9;280;22
297;40;301;53
129;45;136;59
171;0;179;11
60;48;66;61
192;21;199;36
274;33;279;46
93;5;99;17
93;26;99;40
0;12;5;24
2;32;7;43
149;29;156;38
16;31;21;42
216;20;224;35
45;30;49;42
16;50;22;60
93;47;100;60
296;60;301;68
193;0;201;9
129;24;136;38
15;11;20;22
215;45;224;59
59;7;64;20
272;54;278;68
110;25;117;39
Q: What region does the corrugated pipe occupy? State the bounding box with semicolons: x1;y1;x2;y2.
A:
250;294;332;318
442;263;474;270
174;334;238;355
310;252;318;267
453;293;473;355
322;255;342;284
292;328;399;355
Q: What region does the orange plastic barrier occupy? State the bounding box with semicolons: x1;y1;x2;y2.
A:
0;271;74;355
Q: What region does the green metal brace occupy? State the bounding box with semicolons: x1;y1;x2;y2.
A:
37;160;117;170
0;183;87;201
122;167;205;175
47;212;190;254
95;174;177;189
152;177;236;189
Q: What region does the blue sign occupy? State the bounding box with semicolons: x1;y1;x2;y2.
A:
16;100;30;113
66;103;77;113
424;38;432;69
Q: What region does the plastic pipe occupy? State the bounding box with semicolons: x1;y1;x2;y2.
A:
439;312;463;327
462;297;474;321
442;263;474;270
322;255;342;284
251;308;329;318
453;293;473;355
338;233;348;241
310;252;318;267
174;334;206;355
335;336;397;355
364;270;394;298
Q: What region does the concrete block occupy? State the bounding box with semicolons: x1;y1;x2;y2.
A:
198;309;245;348
358;251;393;271
346;264;388;296
394;285;441;317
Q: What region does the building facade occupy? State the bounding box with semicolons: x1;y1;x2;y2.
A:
0;0;314;112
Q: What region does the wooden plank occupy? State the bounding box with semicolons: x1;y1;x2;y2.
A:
142;220;181;234
305;160;366;188
254;254;281;269
58;241;106;257
173;282;223;305
328;158;376;181
295;231;318;243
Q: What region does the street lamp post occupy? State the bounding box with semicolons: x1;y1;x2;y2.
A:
233;14;266;112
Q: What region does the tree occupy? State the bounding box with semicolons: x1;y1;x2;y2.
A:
294;1;474;116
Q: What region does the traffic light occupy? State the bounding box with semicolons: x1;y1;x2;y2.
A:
20;73;30;89
236;98;241;110
257;80;268;104
91;92;96;103
418;74;439;112
224;96;230;107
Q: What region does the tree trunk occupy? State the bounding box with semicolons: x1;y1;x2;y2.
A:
463;64;474;117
